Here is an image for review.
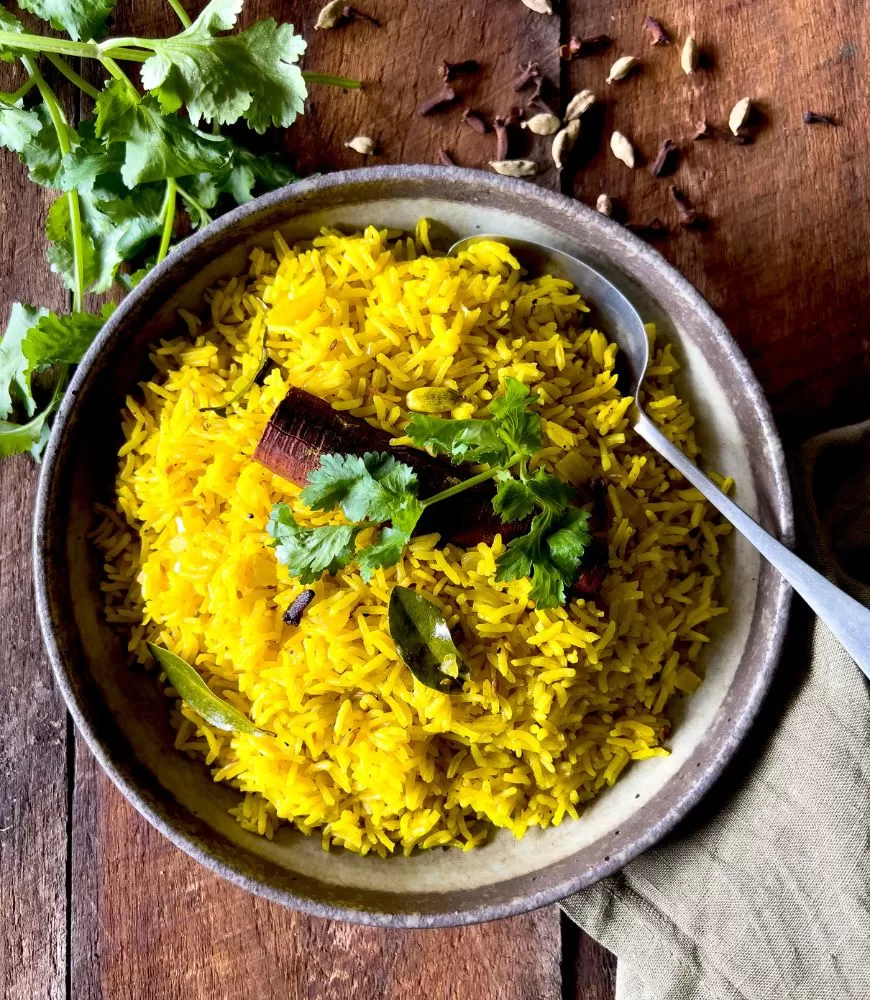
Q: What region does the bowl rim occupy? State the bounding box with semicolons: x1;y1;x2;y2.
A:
33;164;794;927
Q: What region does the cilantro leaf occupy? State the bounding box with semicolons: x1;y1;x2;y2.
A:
495;506;592;608
95;82;232;187
22;303;114;378
407;377;541;466
18;0;116;42
267;502;360;584
0;303;46;420
301;452;421;525
0;100;42;154
0;374;65;461
0;8;25;61
16;104;66;187
184;144;297;222
46;183;164;294
140;1;308;133
406;414;506;465
492;471;536;522
356;526;411;582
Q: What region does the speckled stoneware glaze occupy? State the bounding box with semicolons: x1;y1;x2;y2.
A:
33;166;793;927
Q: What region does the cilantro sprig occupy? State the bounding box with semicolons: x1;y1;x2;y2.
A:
0;0;360;459
268;379;595;608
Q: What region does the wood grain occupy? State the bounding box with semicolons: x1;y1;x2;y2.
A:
0;57;72;1000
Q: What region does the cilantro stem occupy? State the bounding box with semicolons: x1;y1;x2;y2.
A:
0;77;36;104
44;54;100;100
421;467;503;508
176;184;212;225
0;30;148;63
302;72;362;89
156;179;177;264
99;54;136;92
21;56;85;312
166;0;193;29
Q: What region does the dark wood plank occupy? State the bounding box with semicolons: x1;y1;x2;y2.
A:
71;750;562;1000
566;0;870;439
67;4;570;1000
0;64;71;1000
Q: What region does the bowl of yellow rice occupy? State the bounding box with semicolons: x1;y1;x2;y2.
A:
34;166;792;926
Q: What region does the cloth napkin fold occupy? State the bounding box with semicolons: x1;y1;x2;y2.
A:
561;420;870;1000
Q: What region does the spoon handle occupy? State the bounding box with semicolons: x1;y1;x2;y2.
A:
634;411;870;678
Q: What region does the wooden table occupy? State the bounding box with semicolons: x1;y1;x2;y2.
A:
2;2;867;997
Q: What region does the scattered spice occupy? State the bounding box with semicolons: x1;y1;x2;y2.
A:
803;110;837;126
552;119;581;170
728;97;752;135
513;61;542;92
560;34;612;60
493;116;513;160
644;16;670;45
440;59;480;82
406;387;461;413
596;193;613;217
625;218;668;240
490;158;538;178
314;0;346;29
692;119;714;140
314;1;379;29
417;86;459;116
283;589;316;626
521;0;553;12
669;186;698;225
437;147;457;166
610;131;636;168
680;36;699;75
606;55;640;84
650;138;679;177
523;112;561;135
344;135;377;154
564;89;596;121
462;108;489;133
343;5;380;27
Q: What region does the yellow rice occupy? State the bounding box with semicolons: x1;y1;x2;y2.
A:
95;221;730;856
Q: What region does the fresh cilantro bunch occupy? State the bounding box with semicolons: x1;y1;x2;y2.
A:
268;379;594;608
0;0;358;459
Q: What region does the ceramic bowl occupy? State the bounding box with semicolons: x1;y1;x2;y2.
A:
34;166;793;927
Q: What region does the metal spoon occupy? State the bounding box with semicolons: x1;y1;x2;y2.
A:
450;234;870;677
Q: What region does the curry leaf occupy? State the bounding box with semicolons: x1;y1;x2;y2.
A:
140;0;308;132
388;586;470;693
146;642;274;736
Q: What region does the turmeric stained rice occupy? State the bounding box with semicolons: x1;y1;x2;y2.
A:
95;222;730;856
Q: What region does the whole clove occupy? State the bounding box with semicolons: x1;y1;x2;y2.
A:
493;113;517;160
437;147;457;166
440;59;480;82
462;108;489;133
559;34;612;60
513;61;542;92
343;5;380;26
417;86;459;116
644;16;670;45
650;138;679;177
669;186;698;225
625;218;668;241
283;589;316;626
692;119;714;140
803;110;837;126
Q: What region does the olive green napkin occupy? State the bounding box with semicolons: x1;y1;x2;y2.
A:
560;420;870;1000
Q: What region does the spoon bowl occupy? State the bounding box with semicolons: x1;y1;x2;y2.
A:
451;233;870;678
